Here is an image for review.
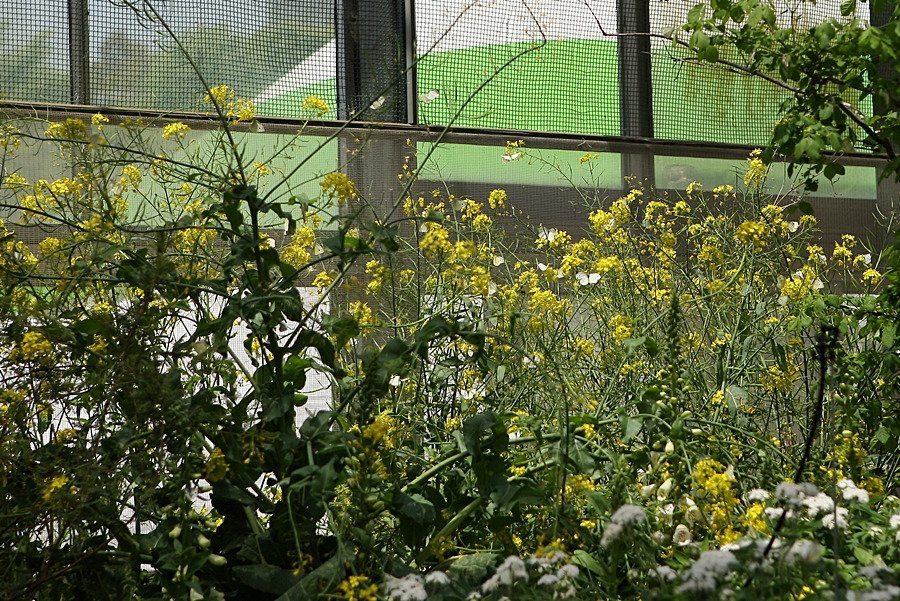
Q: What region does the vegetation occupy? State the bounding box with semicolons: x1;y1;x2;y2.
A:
0;1;898;600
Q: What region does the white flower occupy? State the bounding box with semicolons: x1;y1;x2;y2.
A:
657;477;674;499
802;493;835;517
843;486;870;504
657;503;676;523
684;498;703;524
610;504;647;526
481;555;528;592
677;550;738;595
785;539;824;564
385;575;427;601
776;482;819;505
821;507;849;530
425;571;450;587
889;514;900;529
600;523;624;548
747;488;770;503
555;586;576;599
556;564;579;580
389;375;403;387
765;507;793;522
672;524;692;546
536;574;559;587
837;478;855;490
652;565;677;582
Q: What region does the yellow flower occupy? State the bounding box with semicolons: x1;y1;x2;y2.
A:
3;173;29;188
42;474;70;502
744;148;766;188
488;188;508;210
862;268;881;285
205;448;228;482
312;270;334;290
20;331;53;362
91;113;109;126
734;220;768;250
302;95;330;116
320;172;358;203
45;118;87;141
349;301;375;327
162;122;190;140
608;314;633;344
420;224;452;258
742;502;768;533
338;575;378;601
204;84;233;107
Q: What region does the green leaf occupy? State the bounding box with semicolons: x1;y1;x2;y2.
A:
274;557;343;601
391;491;436;547
448;553;497;583
882;322;896;348
853;546;874;565
622;415;643;443
233;564;299;595
840;0;856;16
571;550;603;575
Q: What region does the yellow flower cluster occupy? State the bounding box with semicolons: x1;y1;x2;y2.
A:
20;331;53;362
692;458;740;544
734;220;768;250
203;84;256;122
488;188;508;210
742;502;768;533
420;224;452;258
763;359;799;393
281;226;316;268
608;314;633;344
162;122;190;140
744;149;766;188
779;265;823;305
302;95;330;116
320;171;358;203
362;411;396;444
42;474;70;503
205;448;228;482
349;301;375;327
338;575;378;601
45;118;87;141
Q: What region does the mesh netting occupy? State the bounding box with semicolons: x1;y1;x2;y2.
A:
0;0;70;103
0;0;883;149
413;0;620;134
649;0;872;146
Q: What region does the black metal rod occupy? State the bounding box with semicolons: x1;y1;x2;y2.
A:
67;0;91;104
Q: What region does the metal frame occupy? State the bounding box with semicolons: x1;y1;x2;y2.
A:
67;0;91;104
617;0;655;188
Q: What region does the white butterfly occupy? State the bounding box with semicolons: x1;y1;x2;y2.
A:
370;96;386;110
419;89;440;103
492;255;505;266
575;272;601;286
501;152;522;162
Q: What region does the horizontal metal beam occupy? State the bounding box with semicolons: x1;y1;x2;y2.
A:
0;100;891;169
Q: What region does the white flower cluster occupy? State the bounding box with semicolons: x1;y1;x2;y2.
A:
890;513;900;541
850;565;900;601
601;504;647;548
469;552;580;599
384;571;451;601
677;550;739;595
838;479;871;504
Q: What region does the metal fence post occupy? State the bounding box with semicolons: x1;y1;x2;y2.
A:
335;0;416;227
870;1;898;211
616;0;655;189
68;0;91;104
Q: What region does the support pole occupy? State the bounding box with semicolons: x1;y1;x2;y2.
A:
68;0;90;104
616;0;655;189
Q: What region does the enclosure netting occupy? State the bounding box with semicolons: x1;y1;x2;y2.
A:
0;0;337;116
0;0;878;148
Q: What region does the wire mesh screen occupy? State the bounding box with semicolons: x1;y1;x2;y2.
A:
0;0;70;103
414;0;620;134
87;0;335;116
649;0;872;146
